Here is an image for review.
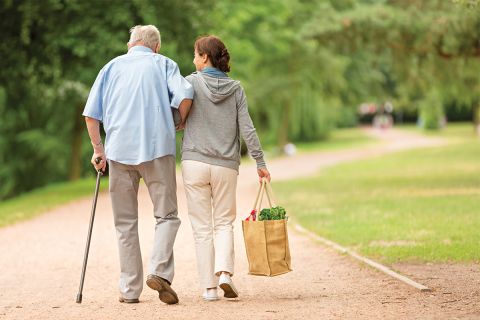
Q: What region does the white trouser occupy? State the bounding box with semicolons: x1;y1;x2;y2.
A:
181;160;238;289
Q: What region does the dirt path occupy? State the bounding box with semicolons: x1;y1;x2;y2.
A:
0;128;478;320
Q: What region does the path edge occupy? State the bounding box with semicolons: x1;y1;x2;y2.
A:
293;224;431;292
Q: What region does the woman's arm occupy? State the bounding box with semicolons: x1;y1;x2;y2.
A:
236;88;271;182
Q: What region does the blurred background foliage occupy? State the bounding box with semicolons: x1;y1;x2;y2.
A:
0;0;479;200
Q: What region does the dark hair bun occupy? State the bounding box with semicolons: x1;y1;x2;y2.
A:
218;48;230;73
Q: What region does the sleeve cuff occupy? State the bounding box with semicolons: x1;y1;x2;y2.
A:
171;85;194;108
255;157;266;169
82;112;102;122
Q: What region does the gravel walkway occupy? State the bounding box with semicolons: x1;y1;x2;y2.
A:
0;128;478;319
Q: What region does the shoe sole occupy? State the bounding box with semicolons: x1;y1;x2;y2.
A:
146;275;179;305
202;296;219;301
118;297;139;303
219;282;238;298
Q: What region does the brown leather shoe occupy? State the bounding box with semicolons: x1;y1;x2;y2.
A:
146;274;179;305
118;297;139;303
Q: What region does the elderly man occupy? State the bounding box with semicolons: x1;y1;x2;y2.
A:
83;25;192;305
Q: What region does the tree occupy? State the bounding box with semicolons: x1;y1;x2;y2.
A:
0;0;211;199
302;0;480;130
207;0;344;145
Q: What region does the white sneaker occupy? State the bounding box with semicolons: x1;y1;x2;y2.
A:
202;288;219;301
219;273;239;298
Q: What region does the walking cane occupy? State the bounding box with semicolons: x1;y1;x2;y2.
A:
76;157;103;304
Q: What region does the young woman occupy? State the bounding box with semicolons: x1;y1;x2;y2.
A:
182;35;270;301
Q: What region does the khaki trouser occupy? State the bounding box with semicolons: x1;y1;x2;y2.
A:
181;160;238;289
109;156;180;299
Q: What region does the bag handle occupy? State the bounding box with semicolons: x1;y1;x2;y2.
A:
252;178;266;211
263;178;277;208
255;178;276;212
246;180;265;221
257;180;267;213
246;178;277;221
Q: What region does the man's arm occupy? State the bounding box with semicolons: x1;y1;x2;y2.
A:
85;116;107;172
165;59;193;109
83;66;107;170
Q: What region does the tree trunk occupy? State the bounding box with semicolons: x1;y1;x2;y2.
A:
474;104;480;136
69;103;84;181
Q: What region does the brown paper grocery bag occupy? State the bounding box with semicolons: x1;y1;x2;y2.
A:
242;179;292;276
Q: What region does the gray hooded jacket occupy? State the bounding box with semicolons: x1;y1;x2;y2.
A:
182;72;266;171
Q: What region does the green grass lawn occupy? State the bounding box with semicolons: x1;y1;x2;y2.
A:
275;123;480;263
0;177;108;227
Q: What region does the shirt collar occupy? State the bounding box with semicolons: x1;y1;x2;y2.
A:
128;45;154;54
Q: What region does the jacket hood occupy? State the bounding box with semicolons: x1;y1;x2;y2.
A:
194;72;240;103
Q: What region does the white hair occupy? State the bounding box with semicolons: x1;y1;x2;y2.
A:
129;25;161;50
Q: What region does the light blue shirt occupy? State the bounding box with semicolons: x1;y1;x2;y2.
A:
83;46;193;165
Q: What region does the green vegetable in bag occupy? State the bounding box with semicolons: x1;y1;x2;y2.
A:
258;206;287;221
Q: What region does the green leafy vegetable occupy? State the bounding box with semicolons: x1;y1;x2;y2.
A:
258;206;287;221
